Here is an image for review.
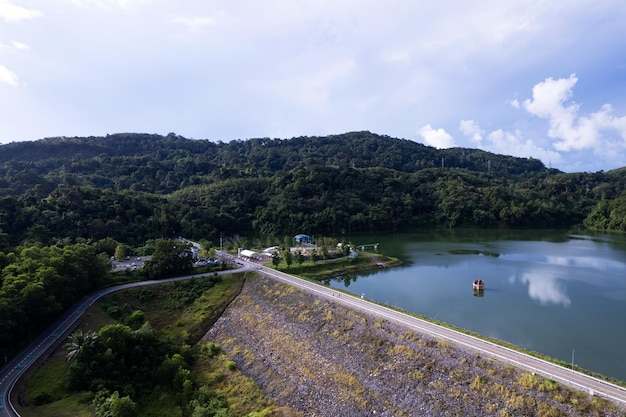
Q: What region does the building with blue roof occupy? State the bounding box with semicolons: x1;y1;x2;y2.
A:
294;234;313;244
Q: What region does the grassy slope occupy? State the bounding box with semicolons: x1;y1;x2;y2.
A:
18;272;279;417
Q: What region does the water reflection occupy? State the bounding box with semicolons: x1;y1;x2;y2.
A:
336;229;626;380
514;271;571;306
501;253;626;272
546;256;626;272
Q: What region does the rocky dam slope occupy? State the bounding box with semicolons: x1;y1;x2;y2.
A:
203;275;624;417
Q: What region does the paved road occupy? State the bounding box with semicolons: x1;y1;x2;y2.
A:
2;255;625;416
232;257;626;407
0;265;251;417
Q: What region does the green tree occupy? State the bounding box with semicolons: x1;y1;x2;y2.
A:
65;329;97;362
339;241;350;257
271;251;280;268
295;250;304;266
114;244;126;261
123;310;145;330
282;249;292;269
310;248;318;264
93;390;137;417
110;393;137;417
143;239;194;279
94;237;120;257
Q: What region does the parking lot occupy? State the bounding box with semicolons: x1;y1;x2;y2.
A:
111;256;149;271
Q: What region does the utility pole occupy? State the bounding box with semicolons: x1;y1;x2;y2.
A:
571;348;575;369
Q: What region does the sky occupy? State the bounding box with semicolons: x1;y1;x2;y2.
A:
1;1;626;172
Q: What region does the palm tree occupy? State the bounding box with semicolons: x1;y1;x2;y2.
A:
64;329;97;362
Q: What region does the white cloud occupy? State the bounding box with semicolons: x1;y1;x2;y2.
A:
508;98;520;109
417;124;456;148
523;74;626;152
11;40;29;50
0;0;624;173
0;40;29;50
460;120;562;165
173;16;216;31
459;120;484;145
0;0;42;21
485;129;562;164
0;64;18;86
70;0;149;9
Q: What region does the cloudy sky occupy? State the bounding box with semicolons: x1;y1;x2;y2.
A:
1;1;626;172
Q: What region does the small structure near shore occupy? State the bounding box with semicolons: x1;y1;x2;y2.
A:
472;279;484;290
294;234;313;245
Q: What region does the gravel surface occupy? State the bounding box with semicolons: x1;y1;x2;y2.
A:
203;275;625;417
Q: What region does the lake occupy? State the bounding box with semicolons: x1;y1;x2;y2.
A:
328;229;626;382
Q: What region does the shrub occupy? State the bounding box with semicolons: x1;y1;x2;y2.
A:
32;391;55;405
201;342;221;358
539;379;559;392
518;372;537;389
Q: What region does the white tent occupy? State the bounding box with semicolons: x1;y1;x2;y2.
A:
239;249;256;258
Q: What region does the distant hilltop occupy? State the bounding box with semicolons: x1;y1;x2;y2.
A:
1;131;625;247
0;131;551;178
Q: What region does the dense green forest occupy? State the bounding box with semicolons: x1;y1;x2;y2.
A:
1;131;625;249
1;131;626;406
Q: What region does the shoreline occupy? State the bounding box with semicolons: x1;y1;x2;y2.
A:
203;274;625;416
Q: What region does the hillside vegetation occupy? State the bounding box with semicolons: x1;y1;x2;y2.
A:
1;131;625;249
2;131;626;366
2;131;626;416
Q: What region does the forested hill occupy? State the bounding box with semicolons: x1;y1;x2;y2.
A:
0;131;625;247
0;131;545;195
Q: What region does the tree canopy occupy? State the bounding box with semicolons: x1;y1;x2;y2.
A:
0;242;110;359
0;131;625;246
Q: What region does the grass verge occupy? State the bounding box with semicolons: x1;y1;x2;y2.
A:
18;272;277;417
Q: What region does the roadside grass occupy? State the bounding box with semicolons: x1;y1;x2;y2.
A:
23;353;72;405
16;393;93;417
155;276;244;345
271;251;401;281
134;389;179;417
19;272;274;417
18;352;93;417
193;349;277;416
16;306;115;417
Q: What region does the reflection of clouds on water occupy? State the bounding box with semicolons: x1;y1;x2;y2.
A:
546;256;626;272
502;253;626;274
515;272;571;307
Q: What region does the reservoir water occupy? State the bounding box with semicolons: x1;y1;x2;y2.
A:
328;229;626;382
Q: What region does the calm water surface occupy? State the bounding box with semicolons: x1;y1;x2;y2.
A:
328;229;626;381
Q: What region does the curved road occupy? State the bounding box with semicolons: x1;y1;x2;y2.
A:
2;256;626;415
0;264;252;417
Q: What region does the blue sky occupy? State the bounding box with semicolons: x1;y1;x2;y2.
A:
1;1;626;172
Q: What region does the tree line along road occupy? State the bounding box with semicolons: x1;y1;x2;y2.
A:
0;263;254;417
